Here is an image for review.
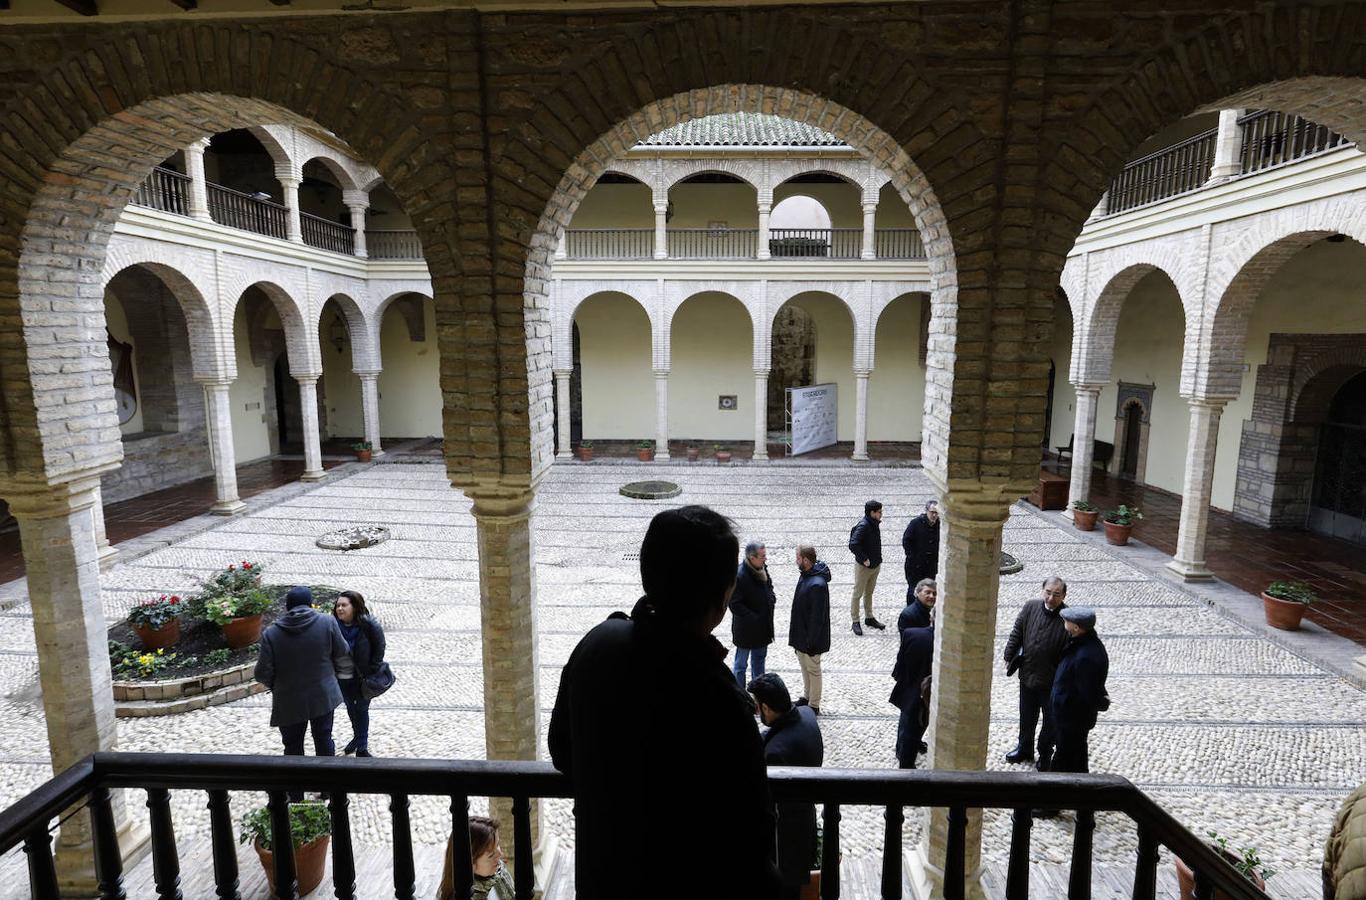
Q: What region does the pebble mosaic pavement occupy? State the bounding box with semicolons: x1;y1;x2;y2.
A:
0;460;1362;897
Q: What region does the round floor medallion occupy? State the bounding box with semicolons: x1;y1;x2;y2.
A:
999;551;1024;575
619;480;683;500
317;525;391;551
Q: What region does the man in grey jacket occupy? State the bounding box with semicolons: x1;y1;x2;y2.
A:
255;586;354;766
1001;576;1069;770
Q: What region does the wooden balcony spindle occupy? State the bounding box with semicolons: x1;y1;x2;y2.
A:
91;785;128;900
1192;871;1214;900
205;790;240;900
328;791;357;900
23;825;58;899
1005;808;1032;899
881;804;903;899
821;803;841;900
1130;824;1157;900
146;788;183;900
448;795;474;900
390;793;417;900
943;804;967;900
1067;808;1095;898
266;791;299;900
512;796;534;900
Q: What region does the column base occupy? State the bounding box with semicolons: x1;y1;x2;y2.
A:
96;543;120;570
555;450;572;461
300;470;327;483
907;841;985;900
753;451;768;462
210;499;247;516
1354;655;1366;681
852;451;870;462
655;452;670;462
1165;558;1215;581
56;816;151;895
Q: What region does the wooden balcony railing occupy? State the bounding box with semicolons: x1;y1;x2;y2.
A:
769;228;863;258
565;228;654;258
1107;129;1218;215
0;752;1269;900
366;229;424;260
875;228;925;259
667;227;759;259
561;228;926;260
130;167;192;216
301;211;356;255
1238;109;1351;175
207;183;289;240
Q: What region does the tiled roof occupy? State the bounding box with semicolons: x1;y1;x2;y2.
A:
638;113;846;148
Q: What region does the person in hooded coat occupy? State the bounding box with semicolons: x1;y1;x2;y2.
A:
749;673;823;900
789;544;832;716
730;541;777;686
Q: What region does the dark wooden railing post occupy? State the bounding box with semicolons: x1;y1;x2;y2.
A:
328;791;356;900
205;790;239;900
146;788;183;900
1192;870;1214;900
512;796;534;900
390;793;416;900
820;803;841;900
266;791;299;900
1131;824;1157;900
448;794;474;900
943;804;967;900
1067;806;1094;898
881;804;903;900
90;785;128;900
1005;808;1032;899
23;825;58;899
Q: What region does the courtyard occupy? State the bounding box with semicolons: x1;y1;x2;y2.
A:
0;455;1360;897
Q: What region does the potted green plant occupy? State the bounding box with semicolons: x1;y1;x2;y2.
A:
1174;830;1273;900
126;594;183;650
1102;505;1142;545
1261;580;1315;631
636;440;655;462
1071;499;1099;532
205;586;273;649
577;440;594;462
714;444;732;464
241;801;332;898
686;445;700;462
352;440;372;463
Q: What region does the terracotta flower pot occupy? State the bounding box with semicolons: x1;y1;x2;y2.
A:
715;451;732;464
255;835;330;899
1103;521;1132;545
221;613;264;650
1073;509;1099;531
799;870;821;900
1261;591;1308;630
355;449;372;463
1174;851;1263;900
636;448;654;461
577;447;594;461
134;618;181;650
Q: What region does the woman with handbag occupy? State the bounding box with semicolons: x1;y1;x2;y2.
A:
333;590;388;758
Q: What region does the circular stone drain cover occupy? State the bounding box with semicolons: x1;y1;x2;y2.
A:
999;551;1023;575
619;480;683;500
317;525;391;551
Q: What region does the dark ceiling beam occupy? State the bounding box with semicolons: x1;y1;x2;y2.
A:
54;0;98;13
168;0;197;8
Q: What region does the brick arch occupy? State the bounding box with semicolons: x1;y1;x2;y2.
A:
370;290;434;372
303;155;362;193
318;293;375;373
1290;354;1366;425
662;162;764;193
103;260;226;383
1074;262;1184;386
228;281;315;378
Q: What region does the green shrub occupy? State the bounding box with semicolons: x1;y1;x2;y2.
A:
205;648;233;666
1207;830;1275;883
204;588;273;626
1103;505;1143;526
240;802;332;852
1264;580;1316;605
126;595;183;630
1071;500;1096;512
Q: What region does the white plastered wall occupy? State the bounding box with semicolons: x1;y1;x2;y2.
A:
575;293;654;439
376;298;443;439
229;302;273;463
1047;293;1076;450
104;292;146;436
669;293;753;441
868;294;925;442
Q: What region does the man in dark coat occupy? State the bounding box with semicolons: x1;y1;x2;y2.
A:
847;499;885;635
548;506;782;900
1050;606;1110;776
789;544;832;716
889;611;935;768
1001;576;1070;769
901;499;940;596
897;578;937;632
731;541;777;686
749;673;823;900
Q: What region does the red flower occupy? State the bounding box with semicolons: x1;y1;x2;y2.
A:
243;563;253;570
169;596;180;604
228;565;235;571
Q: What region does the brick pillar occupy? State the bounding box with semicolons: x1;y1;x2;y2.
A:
357;371;383;458
654;370;670;461
910;488;1011;900
183;138;211;221
1208;109;1246;183
753;370;769;461
757;200;772;260
90;485;118;568
200;380;245;515
467;484;544;871
343;190;369;258
1167;399;1225;580
8;477;149;890
1067;385;1104;508
296;375;325;481
554;370;573;460
852;370;871;461
860;200;877;259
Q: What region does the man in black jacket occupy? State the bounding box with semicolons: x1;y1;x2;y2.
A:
848;499;886;635
789;544;831;716
548;506;782;900
1001;576;1070;769
1051;606;1109;776
897;578;937;632
901;499;940;597
749;673;823;900
890;610;935;768
731;541;777;686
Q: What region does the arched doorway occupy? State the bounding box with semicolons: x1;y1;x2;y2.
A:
1121;401;1143;478
768;304;817;433
1309;370;1366;544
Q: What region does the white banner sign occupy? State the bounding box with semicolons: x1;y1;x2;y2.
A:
788;383;838;455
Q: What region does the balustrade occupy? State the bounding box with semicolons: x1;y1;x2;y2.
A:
130;167;192;216
875;228;924;259
1238;109;1350;175
667;227;759;259
207;183;289;240
1107;129;1218;215
301;212;357;255
565;228;654;258
768;228;863;258
365;229;424;260
560;227;924;261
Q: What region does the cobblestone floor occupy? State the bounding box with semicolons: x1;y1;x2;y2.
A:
0;460;1361;896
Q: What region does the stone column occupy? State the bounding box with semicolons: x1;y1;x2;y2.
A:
1208;109;1247;183
343;190;369;258
757;200;773;260
466;483;546;872
909;489;1012;900
554;370;573;460
90;485;118;568
1167;399;1225;581
277;169;303;243
200;380;245;515
753;369;769;461
183;138;211;221
357;371;383;458
296;375;325;481
654;370;670;461
8;477;148;890
860;200;878;259
852;370;871;461
1087;190;1109;222
1067;384;1104;508
653;197;669;260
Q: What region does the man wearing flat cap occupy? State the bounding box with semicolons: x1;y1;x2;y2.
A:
1049;606;1109;779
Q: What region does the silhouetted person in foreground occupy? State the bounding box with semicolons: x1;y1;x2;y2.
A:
549;506;782;900
749;673;823;900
